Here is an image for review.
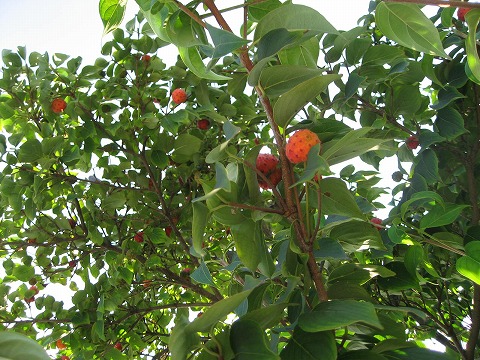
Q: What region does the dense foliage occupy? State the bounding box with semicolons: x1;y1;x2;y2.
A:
1;0;480;359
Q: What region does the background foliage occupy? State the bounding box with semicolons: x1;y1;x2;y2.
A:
1;0;480;359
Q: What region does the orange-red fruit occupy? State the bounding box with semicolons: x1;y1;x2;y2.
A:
141;54;151;62
406;135;419;150
197;119;210;130
114;342;123;350
286;129;321;164
171;88;187;104
370;217;383;230
256;154;282;189
142;280;152;288
134;231;144;243
56;339;67;350
51;98;67;113
458;7;471;22
61;356;70;360
165;226;173;237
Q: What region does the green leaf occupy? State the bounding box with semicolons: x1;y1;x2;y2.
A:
203;23;249;59
0;332;50;360
420;204;469;229
298;299;383;332
322;128;389;166
376;262;421;292
12;265;35;282
320;178;364;218
329;220;386;252
465;10;480;85
230;219;262;272
192;202;208;257
375;2;449;58
338;350;388;360
241;303;288;329
345;72;366;100
291;144;331;186
273;74;340;127
257;28;304;61
435;107;466;140
18;139;43;163
99;0;127;35
254;4;337;43
280;328;336;360
431;86;466;110
230;319;280;360
456;241;480;285
400;190;445;219
214;163;231;192
172;133;202;163
191;261;214;286
102;191;126;212
170;315;200;360
413;149;439;184
179;47;231;81
382;347;457;360
188;290;253;333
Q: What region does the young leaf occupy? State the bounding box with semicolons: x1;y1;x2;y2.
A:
99;0;127;35
375;2;449;59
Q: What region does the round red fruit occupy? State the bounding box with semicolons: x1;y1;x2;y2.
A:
51;98;67;113
114;342;123;350
171;88;187;104
370;217;383;230
197;119;210;130
141;54;151;62
68;219;76;229
406;135;419;150
142;280;152;288
134;231;144;243
256;154;282;189
68;260;77;268
458;7;471;22
61;356;70;360
286;129;321;164
165;226;173;237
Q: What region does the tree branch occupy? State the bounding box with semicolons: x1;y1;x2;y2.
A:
383;0;480;8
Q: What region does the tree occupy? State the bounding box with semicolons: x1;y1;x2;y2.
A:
1;0;480;359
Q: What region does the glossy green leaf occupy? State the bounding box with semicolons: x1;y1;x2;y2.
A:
99;0;127;35
230;219;261;272
329;220;386;252
172;133;202;163
203;23;249;59
254;4;337;42
413;149;439;184
420;204;469;230
435;107;466;140
179;47;231;81
280;328;336;360
273;74;340;128
376;262;421;292
188;290;253;333
192;202;208;257
298;299;383;332
191;261;214;286
241;303;288;329
320;178;364;218
18;139;42;163
375;2;449;58
258;28;304;61
456;241;480;285
465;10;480;85
431;86;466;110
0;332;50;360
230;319;280;360
214;162;231;192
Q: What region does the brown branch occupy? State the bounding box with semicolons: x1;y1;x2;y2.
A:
173;0;206;28
383;0;480;8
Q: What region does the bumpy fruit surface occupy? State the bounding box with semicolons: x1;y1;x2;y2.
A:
286;129;321;164
406;135;419;150
197;119;210;130
171;88;187;104
256;154;282;189
134;231;144;243
114;342;123;350
458;7;471;22
51;98;67;113
56;339;67;350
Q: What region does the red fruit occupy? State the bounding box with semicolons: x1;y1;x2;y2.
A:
286;129;321;164
142;280;152;288
370;217;383;230
458;7;471;22
68;219;76;229
68;260;76;268
134;231;144;243
254;138;260;145
141;54;151;62
197;119;210;130
165;226;173;237
171;88;187;104
56;339;67;350
61;356;70;360
197;312;203;317
24;296;35;303
256;154;282;189
51;98;67;113
181;268;191;275
27;238;36;244
406;135;419;150
114;342;123;350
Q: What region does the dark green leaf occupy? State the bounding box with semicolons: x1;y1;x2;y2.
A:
435;107;466;140
230;319;280;360
420;203;469;229
191;261;214;286
280;328;336;360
